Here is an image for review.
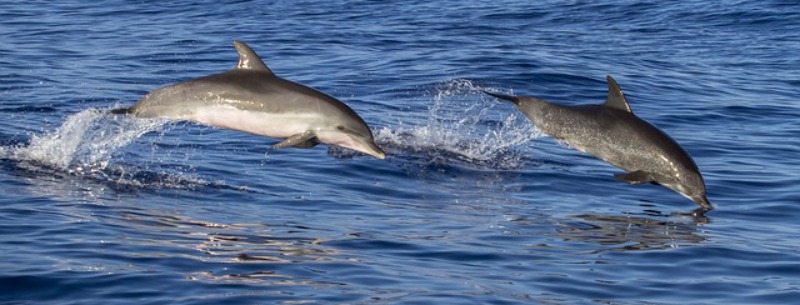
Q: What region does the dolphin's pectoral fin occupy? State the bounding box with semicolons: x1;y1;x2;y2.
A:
292;138;320;149
272;131;318;149
614;170;655;184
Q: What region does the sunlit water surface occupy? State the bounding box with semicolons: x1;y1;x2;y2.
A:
1;1;799;304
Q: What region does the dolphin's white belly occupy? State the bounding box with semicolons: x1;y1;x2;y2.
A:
173;104;320;139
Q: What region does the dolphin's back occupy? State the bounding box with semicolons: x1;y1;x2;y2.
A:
125;70;370;140
111;40;386;159
484;76;710;210
131;71;342;116
521;100;698;180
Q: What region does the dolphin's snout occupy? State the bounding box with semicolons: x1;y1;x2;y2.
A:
364;141;386;159
693;195;713;211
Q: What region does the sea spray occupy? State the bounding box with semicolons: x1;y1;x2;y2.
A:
0;109;247;191
373;79;542;169
8;109;165;173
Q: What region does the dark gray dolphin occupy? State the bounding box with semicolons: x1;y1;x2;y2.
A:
484;76;711;212
112;41;385;159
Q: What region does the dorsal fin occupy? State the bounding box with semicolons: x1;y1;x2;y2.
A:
604;75;632;113
232;41;274;74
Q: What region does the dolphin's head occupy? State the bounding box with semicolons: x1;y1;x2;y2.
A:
672;171;712;211
315;118;386;160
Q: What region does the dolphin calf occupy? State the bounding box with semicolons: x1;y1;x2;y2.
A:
484;76;711;212
112;41;385;159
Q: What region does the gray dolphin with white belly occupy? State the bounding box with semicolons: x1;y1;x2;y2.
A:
483;76;711;212
111;41;385;159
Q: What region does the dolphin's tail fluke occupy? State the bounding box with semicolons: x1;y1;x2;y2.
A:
109;107;132;115
481;90;520;105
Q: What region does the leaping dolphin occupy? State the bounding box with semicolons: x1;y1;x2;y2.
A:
112;41;386;159
484;76;711;213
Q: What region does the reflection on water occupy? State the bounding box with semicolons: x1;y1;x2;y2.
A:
121;211;338;260
3;158;250;203
116;208;346;287
557;213;707;253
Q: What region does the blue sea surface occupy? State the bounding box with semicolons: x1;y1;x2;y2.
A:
1;1;799;304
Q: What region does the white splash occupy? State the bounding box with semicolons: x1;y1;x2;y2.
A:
0;108;253;192
6;109;165;173
375;79;542;169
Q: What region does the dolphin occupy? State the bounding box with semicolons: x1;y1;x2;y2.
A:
111;41;386;159
483;76;711;212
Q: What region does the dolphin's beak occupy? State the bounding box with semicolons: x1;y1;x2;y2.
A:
320;129;387;159
692;195;713;211
340;135;386;159
361;140;386;160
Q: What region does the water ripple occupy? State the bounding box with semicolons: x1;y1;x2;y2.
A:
2;0;800;304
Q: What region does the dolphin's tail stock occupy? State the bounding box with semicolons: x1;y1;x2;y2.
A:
481;90;521;105
109;107;132;115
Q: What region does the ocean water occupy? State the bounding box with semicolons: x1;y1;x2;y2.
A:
1;0;799;304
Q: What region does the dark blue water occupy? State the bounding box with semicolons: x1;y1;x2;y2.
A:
2;1;799;304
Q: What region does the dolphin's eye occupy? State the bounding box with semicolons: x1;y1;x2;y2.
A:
337;125;345;131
